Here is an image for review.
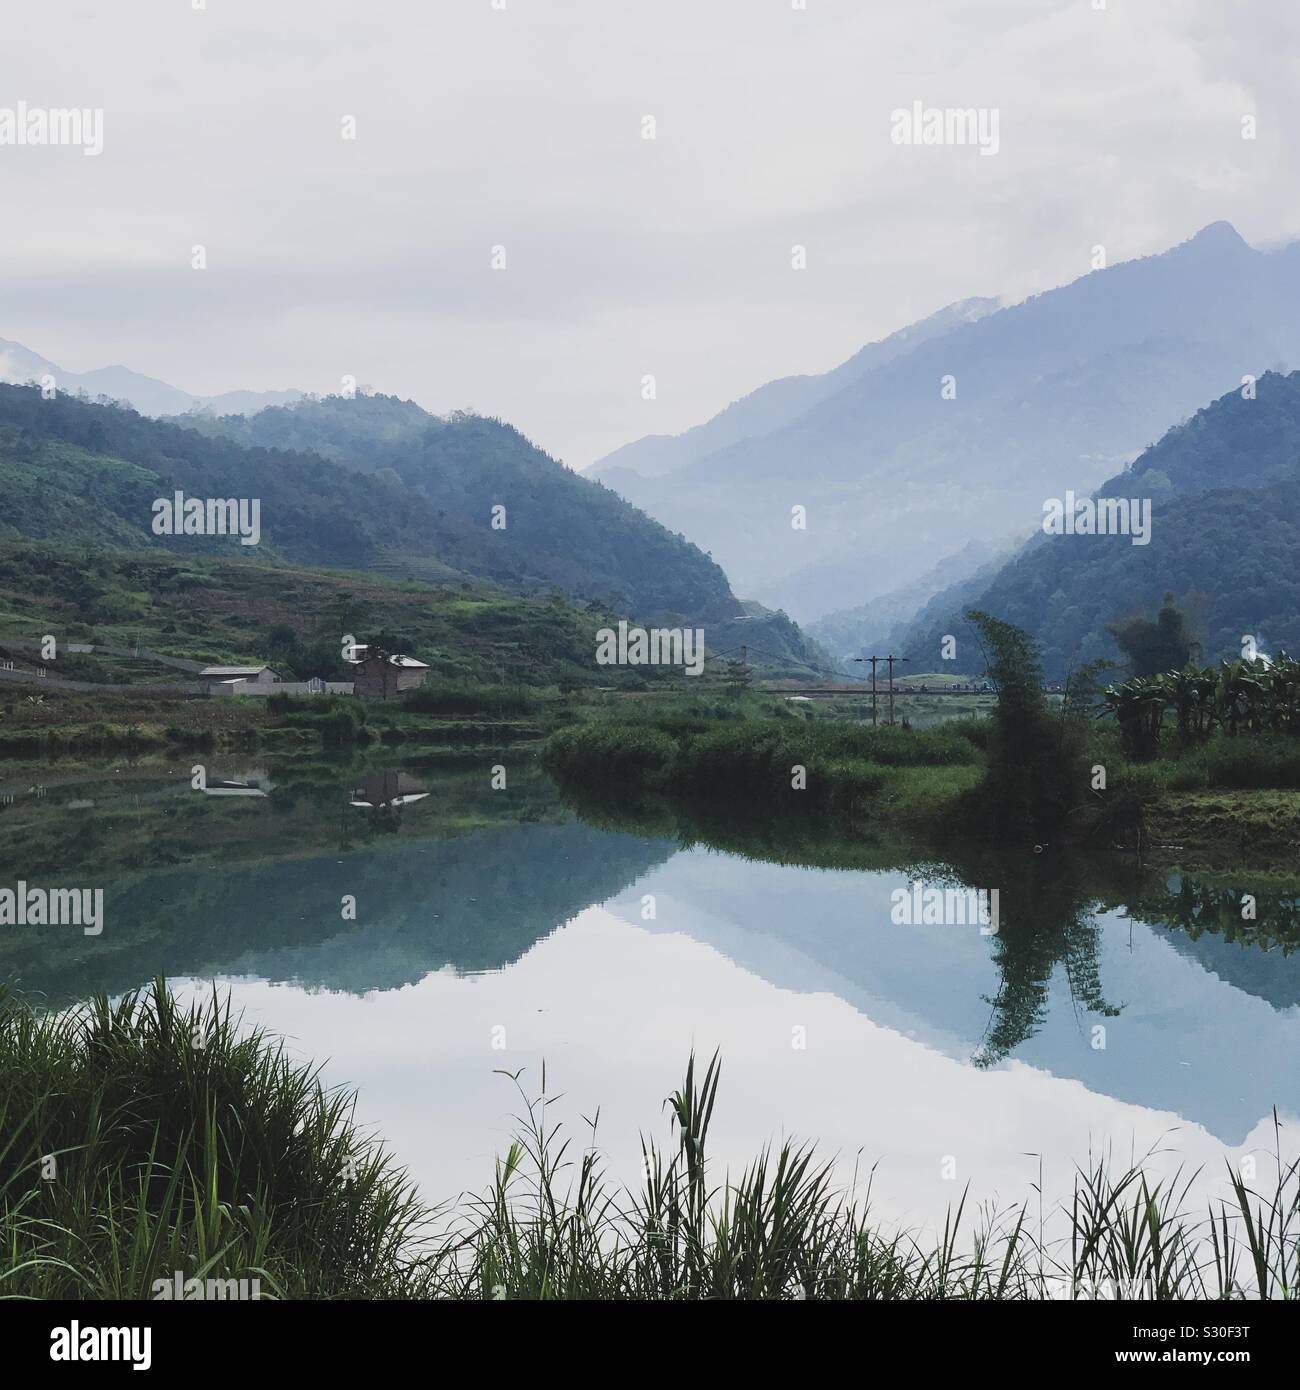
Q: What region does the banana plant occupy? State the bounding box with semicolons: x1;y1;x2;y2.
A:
1101;651;1300;757
1101;676;1168;760
1164;664;1217;745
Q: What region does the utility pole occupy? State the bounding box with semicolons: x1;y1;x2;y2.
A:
855;654;910;724
885;655;911;724
852;655;880;725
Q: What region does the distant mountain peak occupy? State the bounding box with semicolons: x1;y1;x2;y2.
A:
1180;220;1250;253
0;335;301;418
951;294;1002;321
588;293;1001;483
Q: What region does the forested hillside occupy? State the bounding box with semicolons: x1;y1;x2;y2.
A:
176;393;742;623
0;384;460;577
0;385;829;676
899;372;1300;677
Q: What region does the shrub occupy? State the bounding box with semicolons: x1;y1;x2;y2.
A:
0;983;428;1298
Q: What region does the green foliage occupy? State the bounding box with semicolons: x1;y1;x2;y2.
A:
904;372;1300;677
543;721;679;788
1108;593;1198;676
960;611;1093;841
400;682;546;717
6;995;1297;1299
0;981;429;1298
543;710;983;830
1102;651;1300;759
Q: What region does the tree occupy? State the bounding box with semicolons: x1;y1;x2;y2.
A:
964;610;1091;841
266;623;299;664
1107;593;1197;676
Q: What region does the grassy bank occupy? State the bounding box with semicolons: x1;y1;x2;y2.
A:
2;985;1295;1300
0;683;560;761
543;707;1300;855
541;613;1300;856
542;710;986;836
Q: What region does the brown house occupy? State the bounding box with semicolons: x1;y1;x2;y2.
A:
350;652;430;700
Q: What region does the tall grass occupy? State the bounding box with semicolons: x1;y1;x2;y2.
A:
399;682;550;718
0;981;431;1299
3;987;1296;1299
1147;733;1300;792
448;1057;1299;1301
541;717;983;826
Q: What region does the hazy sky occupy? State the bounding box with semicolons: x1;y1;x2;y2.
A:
2;0;1297;466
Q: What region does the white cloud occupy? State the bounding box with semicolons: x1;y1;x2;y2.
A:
0;0;1296;462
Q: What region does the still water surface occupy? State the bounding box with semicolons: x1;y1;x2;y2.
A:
4;758;1297;1232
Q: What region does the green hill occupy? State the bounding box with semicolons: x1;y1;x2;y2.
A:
172;392;743;623
0;385;829;678
0;382;742;622
173;391;829;673
899;371;1300;677
0;383;458;578
0;541;653;688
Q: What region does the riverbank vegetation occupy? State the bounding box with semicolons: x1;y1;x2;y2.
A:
0;982;427;1299
3;984;1296;1300
544;613;1300;857
0;683;559;761
543;709;985;833
1104;653;1300;759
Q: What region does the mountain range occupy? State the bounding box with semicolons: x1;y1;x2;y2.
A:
588;223;1300;625
0;338;302;417
893;370;1300;679
0;383;825;674
593;295;1001;484
805;539;1005;664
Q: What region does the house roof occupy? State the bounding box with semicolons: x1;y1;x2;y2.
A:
200;665;272;677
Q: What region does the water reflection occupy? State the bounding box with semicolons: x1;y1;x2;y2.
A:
2;757;1297;1213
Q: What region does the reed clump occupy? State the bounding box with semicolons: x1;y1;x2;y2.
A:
0;981;430;1299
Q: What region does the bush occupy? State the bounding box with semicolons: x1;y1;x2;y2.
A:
402;682;543;717
0;983;428;1298
542;722;677;786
